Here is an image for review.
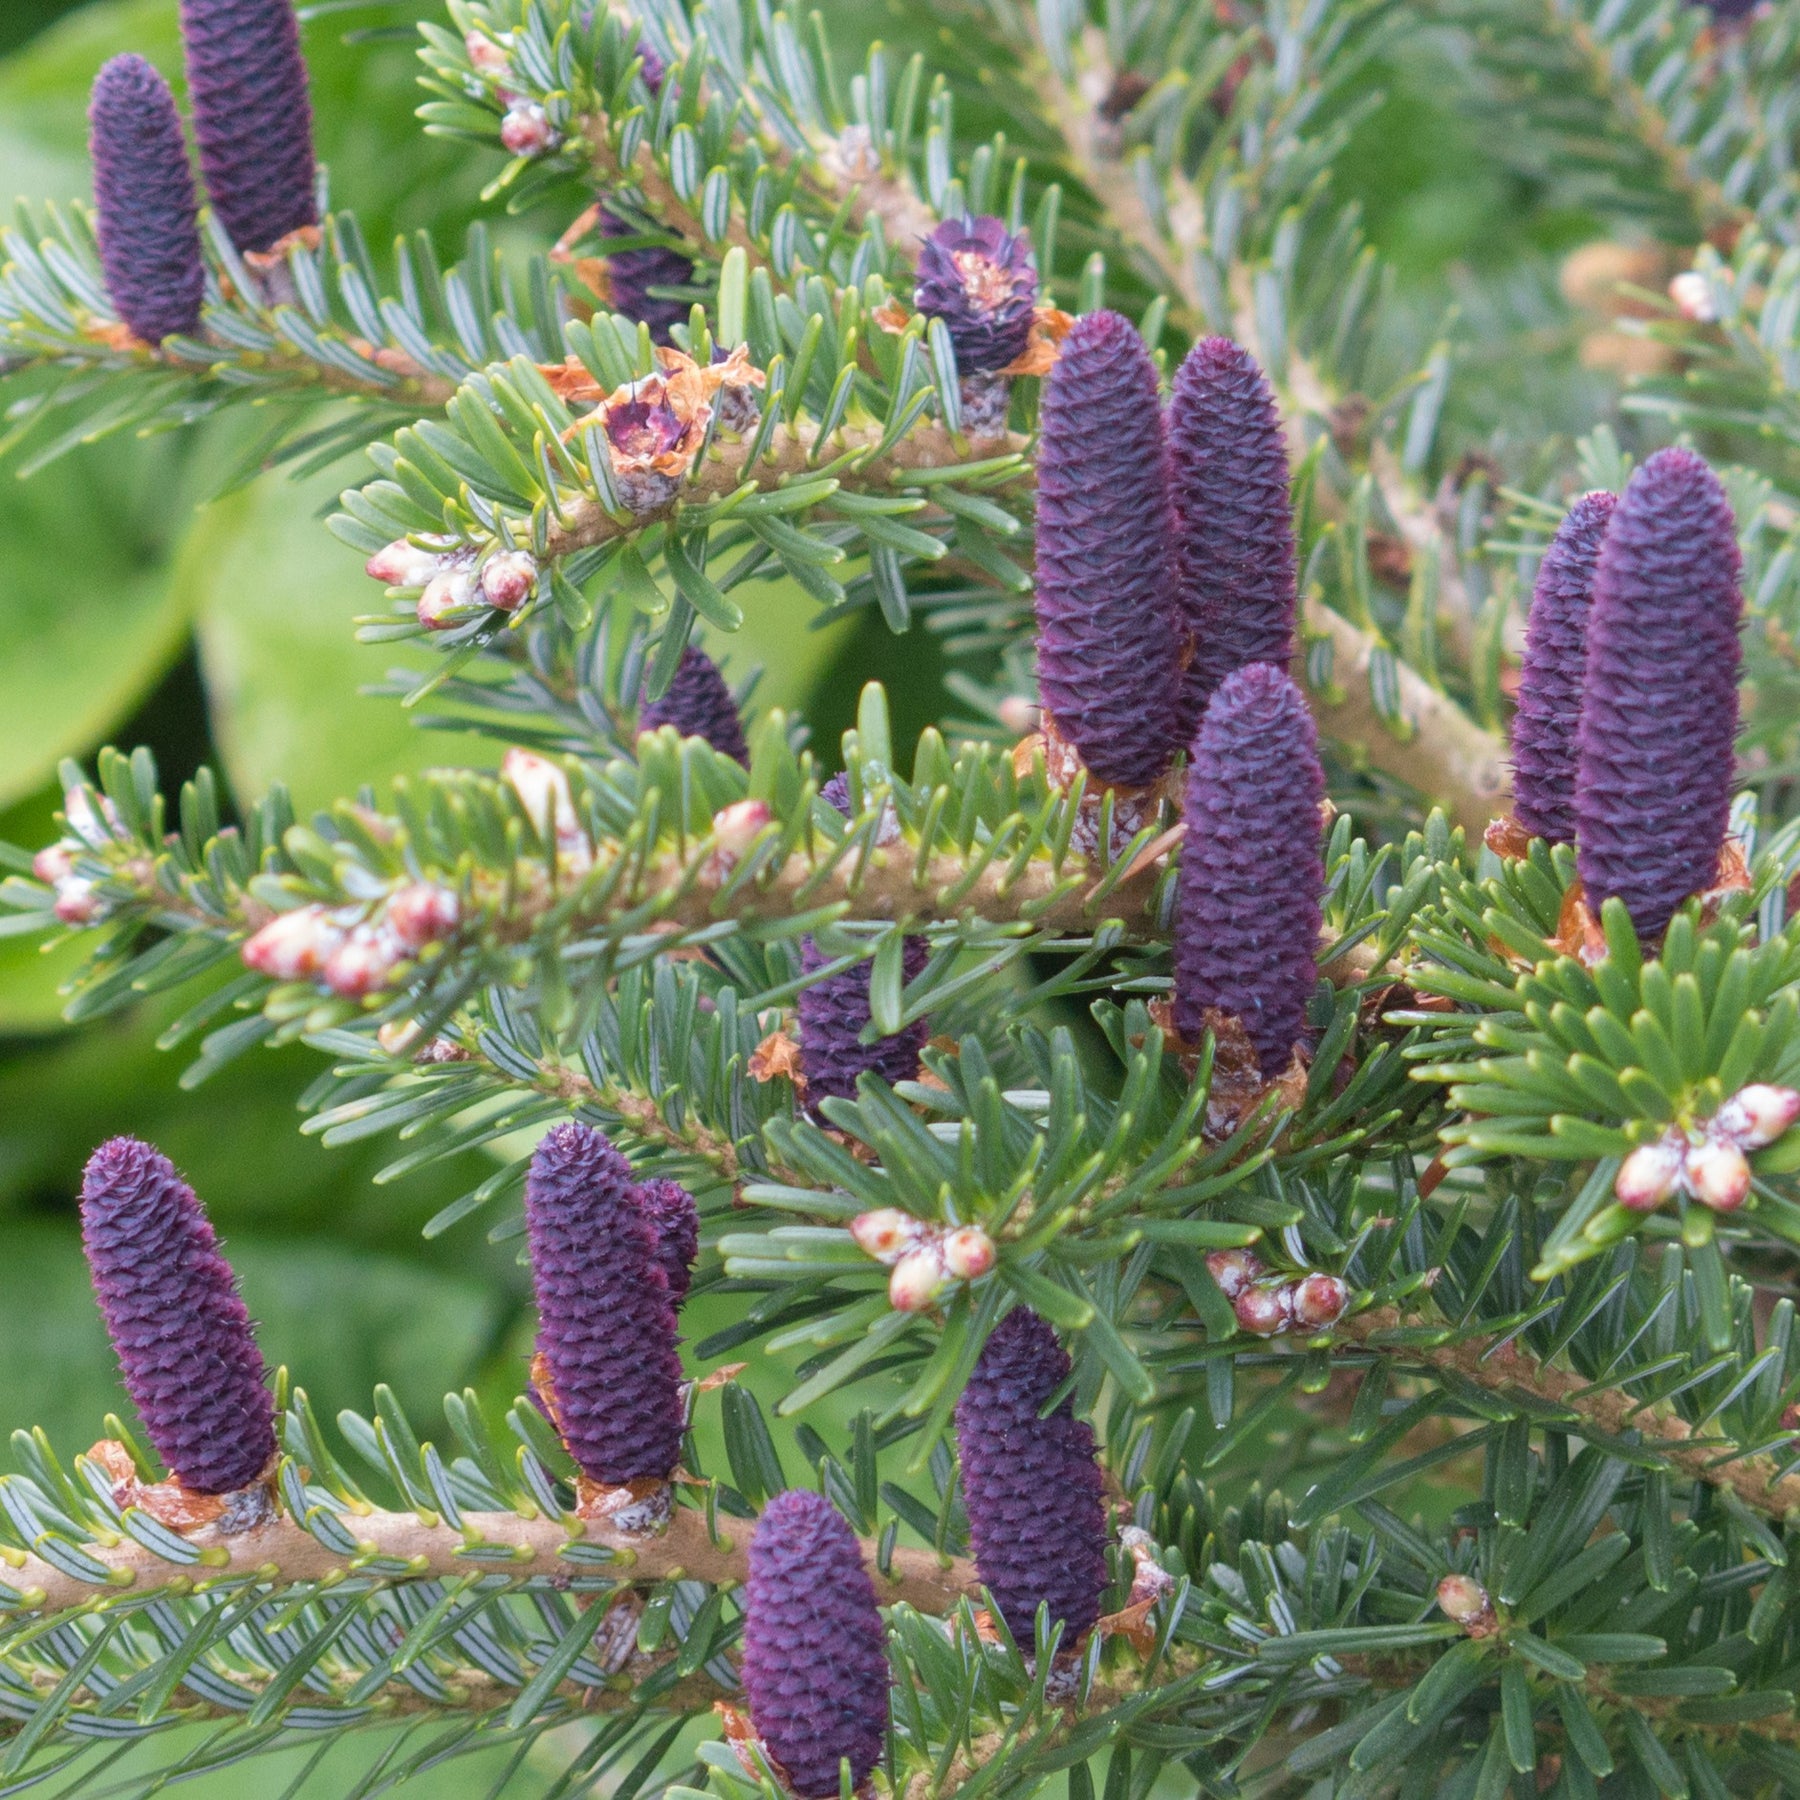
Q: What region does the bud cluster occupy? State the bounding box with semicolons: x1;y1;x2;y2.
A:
463;30;563;157
849;1208;995;1311
365;540;539;631
1613;1083;1800;1215
1206;1249;1348;1337
33;784;127;925
240;882;460;998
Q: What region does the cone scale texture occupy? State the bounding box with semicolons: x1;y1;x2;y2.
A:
1167;337;1297;741
179;0;317;255
1512;490;1616;843
1574;448;1742;938
523;1123;685;1485
1032;310;1183;788
88;56;206;345
79;1137;277;1495
1172;664;1325;1076
639;645;748;764
599;199;694;344
635;1177;699;1306
953;1309;1109;1648
742;1489;891;1797
798;936;930;1104
912;215;1039;374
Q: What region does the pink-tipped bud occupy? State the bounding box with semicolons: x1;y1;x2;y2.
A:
503;749;580;840
1234;1283;1291;1338
849;1208;921;1263
465;29;510;73
33;845;75;885
242;907;345;981
1615;1139;1685;1212
1668;271;1716;324
365;539;448;588
53;879;101;925
418;566;477;630
889;1245;949;1312
941;1226;996;1282
1436;1573;1497;1636
997;696;1040;736
1290;1273;1348;1330
385;883;459;950
1206;1248;1265;1301
712;800;772;857
1686;1138;1751;1212
321;928;399;999
480;550;537;611
500;103;552;155
1714;1084;1800;1151
63;786;118;849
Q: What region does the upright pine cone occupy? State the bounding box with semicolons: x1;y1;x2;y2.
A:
89;56;206;346
79;1138;277;1495
1512;490;1616;843
178;0;317;254
1173;664;1325;1075
798;936;930;1105
524;1123;685;1486
953;1309;1109;1648
639;645;749;764
598;199;694;344
1166;337;1297;741
1033;310;1183;789
1575;448;1742;938
742;1489;891;1797
913;215;1039;374
635;1177;700;1306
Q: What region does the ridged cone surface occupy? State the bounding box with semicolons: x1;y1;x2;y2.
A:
1513;490;1616;843
742;1489;890;1797
953;1309;1109;1647
179;0;316;253
599;198;694;344
1167;336;1297;741
798;935;930;1104
88;56;205;344
79;1137;276;1494
635;1177;699;1306
524;1123;684;1484
1032;310;1183;787
639;645;748;764
1172;664;1325;1075
912;215;1038;374
1575;447;1742;937
818;772;852;814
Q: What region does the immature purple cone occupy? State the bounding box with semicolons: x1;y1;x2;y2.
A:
524;1123;685;1485
88;56;205;345
798;937;930;1104
913;215;1039;374
635;1177;700;1306
1575;447;1743;938
599;199;694;344
953;1309;1109;1648
1512;490;1616;843
179;0;317;254
742;1489;890;1797
818;772;852;814
79;1138;277;1495
1166;337;1297;739
639;644;749;764
1033;310;1182;788
1173;664;1325;1075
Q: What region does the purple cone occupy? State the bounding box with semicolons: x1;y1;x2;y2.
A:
179;0;317;255
1173;664;1325;1075
1513;490;1616;844
742;1489;890;1797
88;56;205;346
953;1309;1109;1649
524;1123;685;1486
635;1177;699;1306
1575;448;1742;938
598;198;694;344
1033;310;1183;788
1167;337;1297;741
818;772;852;814
79;1138;277;1495
798;935;930;1106
639;645;748;764
913;215;1039;375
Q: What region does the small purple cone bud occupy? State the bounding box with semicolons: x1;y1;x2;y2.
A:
179;0;318;255
1033;310;1183;788
88;56;205;346
742;1490;891;1798
639;645;749;765
634;1177;699;1306
798;936;930;1104
913;215;1039;374
953;1309;1109;1648
1512;491;1616;843
1575;448;1742;938
1166;337;1296;739
524;1123;685;1485
79;1138;277;1494
598;197;694;345
1173;664;1325;1076
818;771;852;814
